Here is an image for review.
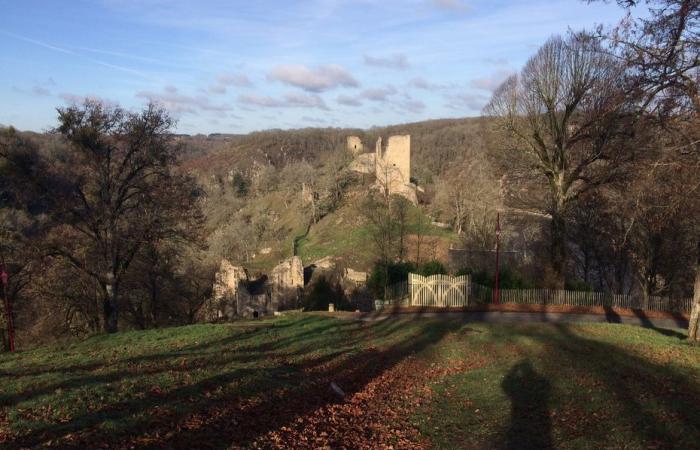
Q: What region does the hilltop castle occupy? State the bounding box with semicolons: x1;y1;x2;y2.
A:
347;135;418;204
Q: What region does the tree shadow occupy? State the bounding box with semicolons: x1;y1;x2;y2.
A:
603;306;621;323
7;316;461;449
631;309;687;339
502;360;553;450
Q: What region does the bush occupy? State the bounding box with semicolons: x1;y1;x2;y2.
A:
367;261;416;299
417;260;447;276
456;267;536;289
565;278;594;292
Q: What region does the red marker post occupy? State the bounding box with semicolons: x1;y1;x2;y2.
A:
1;265;14;352
494;213;501;305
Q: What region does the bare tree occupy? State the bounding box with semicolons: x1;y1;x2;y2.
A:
485;33;632;286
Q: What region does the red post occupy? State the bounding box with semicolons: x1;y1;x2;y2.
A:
494;213;501;305
1;265;14;352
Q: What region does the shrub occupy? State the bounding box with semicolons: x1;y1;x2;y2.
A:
418;260;447;276
367;261;416;299
456;267;536;289
565;278;594;292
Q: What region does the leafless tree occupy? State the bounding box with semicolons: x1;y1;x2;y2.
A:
485;33;633;286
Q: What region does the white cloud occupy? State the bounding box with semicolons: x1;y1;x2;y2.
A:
268;64;358;92
364;53;410;70
360;85;398;102
408;77;451;91
209;73;253;94
445;92;488;111
470;69;515;92
59;93;116;107
237;93;329;110
398;99;426;113
336;95;362;107
136;86;232;114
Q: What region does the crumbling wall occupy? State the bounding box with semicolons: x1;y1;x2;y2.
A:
269;256;304;310
374;135;417;203
347;136;363;156
199;259;248;321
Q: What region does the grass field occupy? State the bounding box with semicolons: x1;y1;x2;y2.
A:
1;314;699;449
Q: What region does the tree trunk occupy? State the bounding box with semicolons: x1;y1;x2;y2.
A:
103;280;118;333
550;212;567;289
688;241;700;341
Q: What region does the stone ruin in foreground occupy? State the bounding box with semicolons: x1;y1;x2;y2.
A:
198;256;369;320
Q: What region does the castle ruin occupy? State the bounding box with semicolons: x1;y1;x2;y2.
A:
346;136;364;156
348;134;418;203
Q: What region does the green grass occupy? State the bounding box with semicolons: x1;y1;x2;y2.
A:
1;315;698;448
296;199;459;271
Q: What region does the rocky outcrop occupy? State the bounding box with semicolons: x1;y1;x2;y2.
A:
270;256;304;310
199;260;248;321
345;268;368;284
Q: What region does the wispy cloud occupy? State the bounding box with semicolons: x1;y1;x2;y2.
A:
237;93;329;110
336;95;362;107
408;77;451;91
268;64;358;92
209;73;253;94
136;86;232;114
360;85;398;102
364;53;410;70
445;92;488;111
470;69;515;92
13;78;56;97
0;29;160;82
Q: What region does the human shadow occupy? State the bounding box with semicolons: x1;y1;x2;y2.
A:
526;323;700;448
502;360;553;450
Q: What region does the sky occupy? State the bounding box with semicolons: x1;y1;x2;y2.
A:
0;0;631;134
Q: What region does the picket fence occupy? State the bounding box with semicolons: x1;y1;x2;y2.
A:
375;273;692;313
409;273;470;307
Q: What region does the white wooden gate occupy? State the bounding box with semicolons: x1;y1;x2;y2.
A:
409;273;470;307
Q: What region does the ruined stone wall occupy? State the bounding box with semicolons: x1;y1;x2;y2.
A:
269;256;304;310
347;136;363;156
374;135;416;203
198;260;248;321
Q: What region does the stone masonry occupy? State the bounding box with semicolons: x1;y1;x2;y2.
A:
348;134;417;203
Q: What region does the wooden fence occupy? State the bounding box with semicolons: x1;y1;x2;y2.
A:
409;273;470;307
375;277;692;313
469;283;692;313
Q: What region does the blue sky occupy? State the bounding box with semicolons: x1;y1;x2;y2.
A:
0;0;629;134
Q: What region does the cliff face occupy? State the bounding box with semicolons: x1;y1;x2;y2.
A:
270;256;304;310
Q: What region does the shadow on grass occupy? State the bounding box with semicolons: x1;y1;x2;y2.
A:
631;309;687;339
502;360;552;450
8;316;461;449
495;323;700;448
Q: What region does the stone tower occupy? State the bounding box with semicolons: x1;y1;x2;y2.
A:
346;136;363;156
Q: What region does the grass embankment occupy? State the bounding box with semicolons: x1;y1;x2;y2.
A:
1;315;698;448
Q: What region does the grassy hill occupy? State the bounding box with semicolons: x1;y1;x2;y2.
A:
2;314;699;448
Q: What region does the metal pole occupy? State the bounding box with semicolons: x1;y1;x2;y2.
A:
494;213;501;305
1;263;14;352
